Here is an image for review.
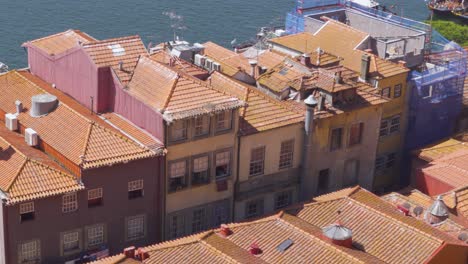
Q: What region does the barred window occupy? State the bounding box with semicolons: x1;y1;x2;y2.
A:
274;191;292;210
128;180;144;199
215;150;231;179
390;116;400;133
87;224;105;248
88;188;103;207
169;160;187;192
379;120;389;137
249;146;265;176
192;155;209;185
191;208;207;233
19;240;40;263
194;116;210;136
62;193;78;213
127;215;145;241
62;231;79;253
279;140;294;169
380;115;401;137
20;202;35;222
394;84;402;98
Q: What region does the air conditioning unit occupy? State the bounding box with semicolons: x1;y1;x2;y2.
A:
25;128;39;147
205;59;213;71
194;54;205;67
213;62;221;72
5;113;18;131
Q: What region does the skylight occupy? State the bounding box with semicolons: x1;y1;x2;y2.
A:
108;44;126;56
277;239;293;253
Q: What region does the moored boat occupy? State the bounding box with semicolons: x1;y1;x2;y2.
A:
0;62;8;73
427;0;463;15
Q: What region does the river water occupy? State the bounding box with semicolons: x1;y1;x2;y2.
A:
0;0;429;68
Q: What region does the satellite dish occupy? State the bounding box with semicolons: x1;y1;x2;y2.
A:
458;232;468;242
402;202;411;210
413;206;424;216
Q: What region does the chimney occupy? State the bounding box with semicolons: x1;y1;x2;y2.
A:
300;53;311;67
316;47;322;65
300;95;317;200
360;54;371;81
249;242;262;255
15;100;23;114
123;246;136;259
135;248;149;261
334;71;342;84
219;224;232;237
322;221;353;248
248;60;258;78
119;61;124;71
397;204;410;216
425;195;449;225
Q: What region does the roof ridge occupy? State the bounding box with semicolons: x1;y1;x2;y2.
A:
162;75;180;111
24;29;76;45
79;122;94;165
83;35;141;46
200;236;246;264
144;231;213;252
5;158;28;192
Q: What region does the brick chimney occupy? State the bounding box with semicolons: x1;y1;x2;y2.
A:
249;60;258;78
249;242;262;255
300;53;311;67
123;246;136;258
219;224;232;237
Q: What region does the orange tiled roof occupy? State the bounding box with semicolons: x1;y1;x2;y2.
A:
203;42;286;77
257;59;312;93
290;186;465;264
0;126;83;205
127;56;245;122
209;72;304;135
0;71;156;170
149;50;209;79
415;138;468;162
442;186;468;219
23;29;96;56
83;36;148;84
382;189;468;238
421;149;468;189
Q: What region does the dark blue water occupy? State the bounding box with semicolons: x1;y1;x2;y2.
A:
0;0;428;68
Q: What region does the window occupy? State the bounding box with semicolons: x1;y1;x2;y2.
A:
380;115;401;137
128;180;144;199
394;84;402;98
215;111;232;132
19;202;35;222
275;191;292;210
375;156;385;173
386;153;396;168
169;160;187;192
215;150;231;179
194;116;210;137
19;240;40;263
344;160;359;187
213;203;229;226
279;140;294;169
348;123;363;146
249;146;265;176
88;188;103;207
62;231;80;254
245;199;264;219
318;169;330;193
381;87;391;98
170;120;188;141
126;215;145;241
170;214;185;239
86;224;105;249
330;128;343;151
191;208;207;233
389;116;400;133
62;193;78;213
192;155;210;185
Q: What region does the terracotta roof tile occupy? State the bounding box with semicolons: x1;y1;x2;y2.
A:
0;71;156;170
149;50;209;79
290;187;464;264
23;29;96;56
83;36;148;84
0;126;83;205
420;149;468;189
257;59;312;93
127;56;245;122
415;138;468;162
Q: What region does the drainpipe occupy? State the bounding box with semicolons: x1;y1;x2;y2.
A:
233;126;242;222
300;95;317;201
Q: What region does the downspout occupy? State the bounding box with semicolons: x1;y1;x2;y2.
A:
233;132;241;221
300;96;317;201
161;122;168;241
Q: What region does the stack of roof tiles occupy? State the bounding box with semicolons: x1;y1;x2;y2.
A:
0;70;156;172
91;186;468;264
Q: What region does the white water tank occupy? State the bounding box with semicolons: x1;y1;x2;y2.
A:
5;113;18;131
30;94;58;117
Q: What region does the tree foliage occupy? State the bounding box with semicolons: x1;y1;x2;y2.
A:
428;18;468;46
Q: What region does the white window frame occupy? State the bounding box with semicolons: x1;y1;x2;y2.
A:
86;224;105;248
62;193;78;213
215;150;231;179
128;180;144;192
126;215;146;241
279;140;294;169
88;188;103;200
194;115;210;137
19;240;40;263
249;146;265;176
170;120;188;142
394;84;402;98
215;111;232;132
62;231;80;254
20;202;34;214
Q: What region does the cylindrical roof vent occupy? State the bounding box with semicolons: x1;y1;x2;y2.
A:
30;94;58;117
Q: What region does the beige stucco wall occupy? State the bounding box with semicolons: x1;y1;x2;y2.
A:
238;123;304;182
165;111;239;214
303;104;384;198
